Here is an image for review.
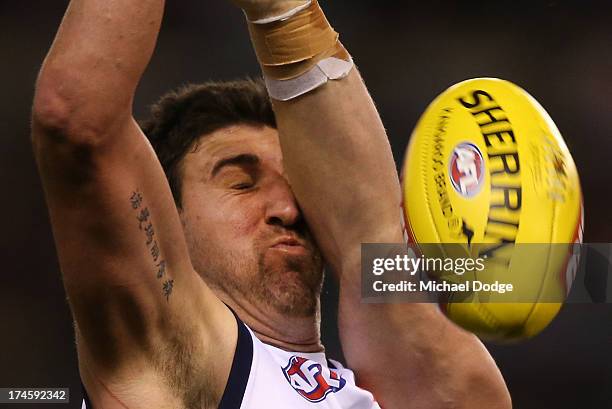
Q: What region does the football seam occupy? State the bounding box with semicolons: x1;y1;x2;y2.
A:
492;88;559;337
421;122;443;244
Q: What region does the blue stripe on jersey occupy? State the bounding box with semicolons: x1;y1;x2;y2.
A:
219;315;254;409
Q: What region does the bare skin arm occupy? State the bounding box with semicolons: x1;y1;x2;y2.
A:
277;70;511;409
32;1;234;407
233;2;512;408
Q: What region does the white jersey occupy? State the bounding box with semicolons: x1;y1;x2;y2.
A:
82;317;381;409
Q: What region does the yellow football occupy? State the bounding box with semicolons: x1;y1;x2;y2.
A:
401;78;583;341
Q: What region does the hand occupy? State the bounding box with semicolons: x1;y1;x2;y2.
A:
228;0;310;22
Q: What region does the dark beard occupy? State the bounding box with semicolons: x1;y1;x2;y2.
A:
201;241;324;319
254;248;324;317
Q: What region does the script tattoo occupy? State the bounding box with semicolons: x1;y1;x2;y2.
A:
144;222;155;244
137;207;150;229
130;191;143;209
130;190;175;301
156;260;167;279
150;240;160;262
162;279;174;301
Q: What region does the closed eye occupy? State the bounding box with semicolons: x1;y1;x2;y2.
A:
232;182;255;190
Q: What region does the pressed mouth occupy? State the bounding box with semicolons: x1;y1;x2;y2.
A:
271;237;308;252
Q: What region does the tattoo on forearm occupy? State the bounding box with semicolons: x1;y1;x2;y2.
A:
130;190;175;301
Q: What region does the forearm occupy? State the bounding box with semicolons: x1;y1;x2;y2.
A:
272;70;404;273
236;0;402;272
280;76;511;405
339;292;511;409
240;2;510;406
33;0;164;137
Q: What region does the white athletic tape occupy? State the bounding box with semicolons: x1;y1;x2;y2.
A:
249;0;313;24
265;56;354;101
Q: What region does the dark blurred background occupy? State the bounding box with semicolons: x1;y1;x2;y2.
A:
1;1;611;408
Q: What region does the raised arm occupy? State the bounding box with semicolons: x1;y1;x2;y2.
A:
32;1;234;406
233;1;512;408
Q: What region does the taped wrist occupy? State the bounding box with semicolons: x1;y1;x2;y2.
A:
247;0;354;101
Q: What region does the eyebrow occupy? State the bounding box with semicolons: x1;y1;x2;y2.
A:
210;153;260;178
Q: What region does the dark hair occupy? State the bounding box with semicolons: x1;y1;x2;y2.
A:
140;77;276;207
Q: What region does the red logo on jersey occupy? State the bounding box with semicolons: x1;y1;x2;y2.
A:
282;356;346;402
449;142;485;197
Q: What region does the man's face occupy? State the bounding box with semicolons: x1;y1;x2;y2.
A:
179;124;323;318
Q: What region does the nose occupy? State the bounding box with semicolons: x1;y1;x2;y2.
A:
264;176;302;228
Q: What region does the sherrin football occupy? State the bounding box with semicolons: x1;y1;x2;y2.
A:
401;78;583;342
